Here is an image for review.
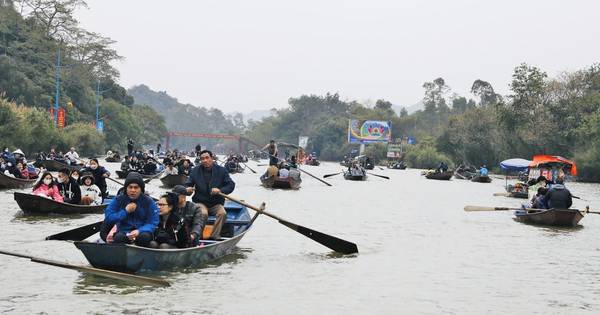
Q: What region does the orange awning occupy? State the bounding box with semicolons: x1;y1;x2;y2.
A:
529;155;577;175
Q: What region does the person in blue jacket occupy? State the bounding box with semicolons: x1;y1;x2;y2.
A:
479;165;489;176
103;172;159;247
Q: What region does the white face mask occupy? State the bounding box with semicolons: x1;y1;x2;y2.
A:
90;165;98;170
43;179;52;185
57;177;65;183
72;176;79;181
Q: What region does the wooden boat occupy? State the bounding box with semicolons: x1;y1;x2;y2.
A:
513;208;584;227
343;171;367;181
159;174;188;188
388;162;406;170
225;162;244;174
508;192;529;199
33;159;83;172
471;175;492;183
0;173;37;190
454;170;476;180
425;171;453;180
305;159;320;166
105;156;121;163
74;201;258;272
260;172;302;189
13;192;108;215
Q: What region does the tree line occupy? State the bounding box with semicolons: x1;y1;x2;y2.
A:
244;63;600;182
0;0;166;155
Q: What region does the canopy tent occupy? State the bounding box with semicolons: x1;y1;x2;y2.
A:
499;158;531;172
529;155;577;176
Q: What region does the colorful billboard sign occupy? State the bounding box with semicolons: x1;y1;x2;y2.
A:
348;120;391;144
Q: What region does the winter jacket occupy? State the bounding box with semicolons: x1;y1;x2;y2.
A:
185;164;235;207
104;193;159;234
33;184;64;202
174;201;204;239
80;166;110;196
154;212;187;247
57;178;81;204
545;184;573;209
80;184;102;205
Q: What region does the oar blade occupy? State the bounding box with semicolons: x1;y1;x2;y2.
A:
464;205;514;211
278;220;358;254
464;205;496;212
323;172;341;178
46;221;103;241
493;192;511;197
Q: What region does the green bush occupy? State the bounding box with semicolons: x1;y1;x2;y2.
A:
404;145;453;169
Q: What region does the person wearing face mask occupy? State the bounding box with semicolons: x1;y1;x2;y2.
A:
81;158;110;200
56;168;81;204
70;169;81;184
32;172;64;202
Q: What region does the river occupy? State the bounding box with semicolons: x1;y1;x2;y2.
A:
1;159;599;314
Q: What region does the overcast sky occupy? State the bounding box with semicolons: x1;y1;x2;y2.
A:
76;0;600;112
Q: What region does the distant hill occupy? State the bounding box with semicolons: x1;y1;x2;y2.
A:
128;85;240;150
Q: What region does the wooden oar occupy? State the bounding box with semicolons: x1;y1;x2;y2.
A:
220;193;358;254
323;172;342;178
46;221;103;241
241;161;257;174
464;205;520;211
257;164;268;166
367;172;390;180
493;192;512;197
0;250;170;287
107;177;125;186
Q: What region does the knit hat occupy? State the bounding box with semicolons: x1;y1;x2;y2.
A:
124;171;145;192
172;185;190;196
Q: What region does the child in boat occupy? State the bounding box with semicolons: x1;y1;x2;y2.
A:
79;173;102;205
32;172;64;202
149;193;184;249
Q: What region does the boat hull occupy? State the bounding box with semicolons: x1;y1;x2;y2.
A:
260;174;302;189
0;173;36;189
343;172;367;181
471;175;492;183
159;174;188;188
513;209;584;227
425;171;453;180
74;202;255;272
13;192;107;215
34;159;82;172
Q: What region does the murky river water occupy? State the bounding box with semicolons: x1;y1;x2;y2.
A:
1;159;600;314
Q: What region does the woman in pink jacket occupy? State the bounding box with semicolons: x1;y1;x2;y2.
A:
32;172;64;202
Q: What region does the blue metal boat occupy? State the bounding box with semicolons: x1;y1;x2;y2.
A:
74;201;258;272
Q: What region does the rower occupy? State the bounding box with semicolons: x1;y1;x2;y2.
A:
545;177;573;209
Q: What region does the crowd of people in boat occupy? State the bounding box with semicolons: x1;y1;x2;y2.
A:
527;175;573;210
1;147;37;179
100;150;234;248
37;147;81;166
30;157;111;204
